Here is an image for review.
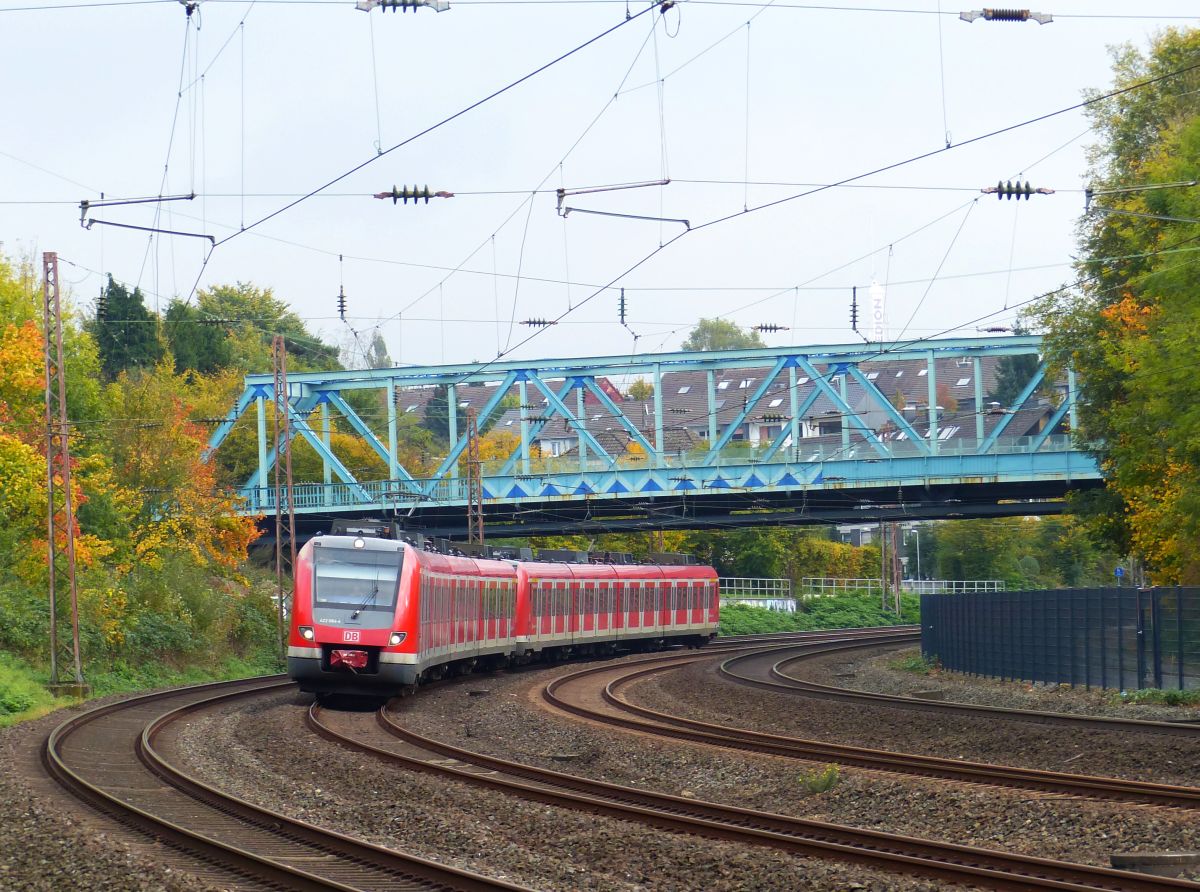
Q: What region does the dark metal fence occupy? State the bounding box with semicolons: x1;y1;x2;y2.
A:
921;587;1200;691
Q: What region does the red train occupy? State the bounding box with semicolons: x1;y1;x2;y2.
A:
287;529;719;696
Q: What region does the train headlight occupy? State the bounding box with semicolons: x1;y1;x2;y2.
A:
299;625;315;641
353;537;366;549
389;631;406;646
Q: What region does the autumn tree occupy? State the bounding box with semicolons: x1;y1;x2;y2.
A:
1036;27;1200;582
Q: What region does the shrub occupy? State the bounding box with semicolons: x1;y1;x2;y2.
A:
1118;688;1200;707
717;593;919;636
889;652;940;674
125;611;198;660
799;764;841;794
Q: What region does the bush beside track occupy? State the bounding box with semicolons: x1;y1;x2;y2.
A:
717;592;919;635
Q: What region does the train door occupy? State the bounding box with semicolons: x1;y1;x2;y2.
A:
554;582;567;636
597;581;610;633
639;581;653;632
581;582;595;636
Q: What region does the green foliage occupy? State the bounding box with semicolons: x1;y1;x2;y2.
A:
0;654;46;717
1116;688;1200;707
989;326;1041;406
197;282;339;373
716;593;919;636
90;276;166;380
164;300;234;374
889;651;940;674
680;318;765;352
1036;28;1200;582
364;330;392;369
422;383;452;442
798;764;841;794
917;517;1119;589
627;378;653;400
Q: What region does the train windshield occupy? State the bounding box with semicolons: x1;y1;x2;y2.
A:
311;546;403;625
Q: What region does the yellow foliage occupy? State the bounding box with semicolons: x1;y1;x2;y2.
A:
0;321;44;435
478;429;520;462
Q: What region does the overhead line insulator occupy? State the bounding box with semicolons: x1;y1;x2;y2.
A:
981;180;1054;200
337;286;347;321
374;185;455;204
960;9;1052;24
520;318;556;328
752;323;789;333
356;0;450;12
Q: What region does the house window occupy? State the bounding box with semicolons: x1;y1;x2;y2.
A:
768;398;783;407
895;370;904;378
505;419;514;426
918;369;928;377
938;425;961;440
739;378;755;389
956;377;970;386
717;381;730;390
866;372;879;381
405;404;418;413
798;376;809;385
678;386;691;394
459;400;469;408
714;399;726;409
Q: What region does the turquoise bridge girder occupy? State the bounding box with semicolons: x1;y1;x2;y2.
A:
206;335;1102;535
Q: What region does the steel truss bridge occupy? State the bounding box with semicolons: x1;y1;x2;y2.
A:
207;335;1102;536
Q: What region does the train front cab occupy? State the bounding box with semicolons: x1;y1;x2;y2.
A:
287;536;421;695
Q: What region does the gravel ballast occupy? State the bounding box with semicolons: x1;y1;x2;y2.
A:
169;689;960;891
1;701;225;892
4;642;1199;890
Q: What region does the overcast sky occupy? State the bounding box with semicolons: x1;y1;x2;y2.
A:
2;0;1196;371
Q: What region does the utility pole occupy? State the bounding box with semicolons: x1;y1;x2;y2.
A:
466;407;483;545
890;523;903;614
272;336;297;658
879;519;887;610
42;252;87;696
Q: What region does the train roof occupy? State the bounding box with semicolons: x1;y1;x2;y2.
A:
403;543;713;577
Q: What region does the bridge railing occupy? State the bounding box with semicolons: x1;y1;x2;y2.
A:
240;432;1082;512
719;577;797;612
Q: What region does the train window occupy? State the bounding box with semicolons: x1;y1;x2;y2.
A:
312;545;402;629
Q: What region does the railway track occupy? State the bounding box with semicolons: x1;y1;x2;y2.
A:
541;634;1200;809
43;676;527;892
722;636;1200;736
300;635;1200;891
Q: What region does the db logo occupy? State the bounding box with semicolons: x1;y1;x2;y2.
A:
343;630;360;643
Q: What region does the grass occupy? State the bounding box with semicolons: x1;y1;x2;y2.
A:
888;651;940;675
0;654;71;727
0;648;284;727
